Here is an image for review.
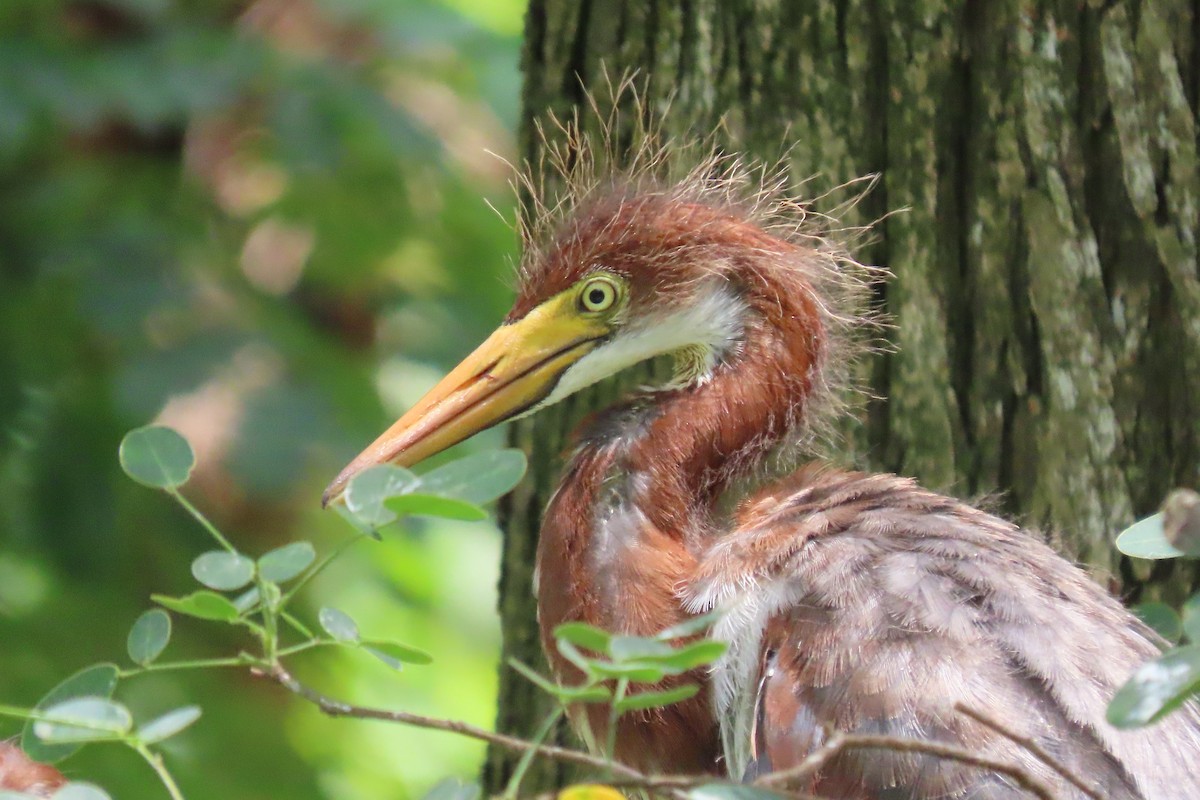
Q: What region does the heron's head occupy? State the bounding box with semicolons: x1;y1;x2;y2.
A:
323;181;854;507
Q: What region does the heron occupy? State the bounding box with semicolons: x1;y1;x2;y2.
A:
323;153;1200;799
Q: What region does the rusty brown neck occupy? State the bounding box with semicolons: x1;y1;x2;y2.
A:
536;280;822;637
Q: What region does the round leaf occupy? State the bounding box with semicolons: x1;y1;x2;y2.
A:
554;622;612;654
152;592;240;622
319;607;359;642
614;683;700;713
361;639;433;665
1135;602;1183;645
53;783;112;800
1108;644;1200;727
344;465;419;527
34;698;132;744
1116;514;1185;560
127;610;171;666
424;778;481;800
191;551;255;591
417;449;527;504
22;664;119;763
136;706;202;744
258;542;316;583
118;426;194;489
610;635;675;662
385;494;487;521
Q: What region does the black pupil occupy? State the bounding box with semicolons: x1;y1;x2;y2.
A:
588;288;607;306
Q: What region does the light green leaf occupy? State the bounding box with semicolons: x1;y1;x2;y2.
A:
610;636;675;662
418;449;527;504
118;426;194;489
1182;594;1200;643
423;778;481;800
361;639;433;665
647;640;728;672
319;607;359;642
384;494;487;521
554;622;612;653
1136;602;1183;645
1116;514;1185;560
191;551;255;591
587;661;666;684
34;698;132;744
136;706;202;744
344;465;419;527
688;785;787;800
127;610;171;665
1108;644;1200;727
614;683;700;713
233;587;261;614
152;592;240;622
257;542;316;582
22;664;119;762
52;784;112;800
654;611;723;640
508;659;611;703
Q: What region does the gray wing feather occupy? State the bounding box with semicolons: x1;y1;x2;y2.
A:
692;470;1200;799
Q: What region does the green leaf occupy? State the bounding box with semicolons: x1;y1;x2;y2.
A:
33;698;132;744
654;611;723;640
422;778;481;800
1107;644;1200;727
319;607;359;642
614;683;700;713
384;494;487;521
418;449;527;504
648;640;728;672
233;587;261;614
152;592;240;622
1136;602;1183;644
610;635;675;662
508;659;611;703
118;426;194;489
344;465;419;527
1182;594;1200;643
127;610;171;665
554;622;612;653
688;785;787;800
191;551;255;591
554;640;598;677
1116;513;1185;560
136;706;201;744
53;784;112;800
587;661;666;684
258;542;316;582
361;639;433;665
22;664;119;763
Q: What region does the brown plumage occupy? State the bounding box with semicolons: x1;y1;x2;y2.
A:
327;145;1200;798
0;741;66;797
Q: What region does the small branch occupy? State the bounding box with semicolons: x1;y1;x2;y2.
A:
266;664;643;781
755;731;1058;800
954;703;1100;800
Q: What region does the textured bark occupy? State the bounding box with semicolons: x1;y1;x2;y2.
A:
484;0;1200;791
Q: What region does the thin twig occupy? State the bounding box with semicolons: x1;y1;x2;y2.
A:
267;664;643;780
954;703;1100;800
755;731;1058;800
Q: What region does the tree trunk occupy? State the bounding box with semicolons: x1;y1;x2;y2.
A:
484;0;1200;791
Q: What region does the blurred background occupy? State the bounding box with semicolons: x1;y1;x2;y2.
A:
0;0;526;797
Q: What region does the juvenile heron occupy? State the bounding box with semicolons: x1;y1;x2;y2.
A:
325;156;1200;798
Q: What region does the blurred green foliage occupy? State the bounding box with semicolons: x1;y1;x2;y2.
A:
0;0;525;797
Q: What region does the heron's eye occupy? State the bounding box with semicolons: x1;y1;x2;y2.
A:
578;275;620;313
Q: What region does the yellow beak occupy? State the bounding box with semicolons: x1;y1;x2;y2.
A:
323;291;608;506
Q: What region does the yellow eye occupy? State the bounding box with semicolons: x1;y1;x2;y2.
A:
578;275;620;313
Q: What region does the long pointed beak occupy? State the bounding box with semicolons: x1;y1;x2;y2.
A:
323;292;608;506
